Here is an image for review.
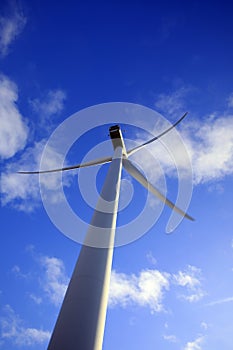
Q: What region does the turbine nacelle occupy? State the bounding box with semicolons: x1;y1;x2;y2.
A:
109;124;127;156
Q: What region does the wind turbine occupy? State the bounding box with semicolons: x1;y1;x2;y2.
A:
19;112;194;350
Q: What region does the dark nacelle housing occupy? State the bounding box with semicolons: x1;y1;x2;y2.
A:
109;125;121;139
109;124;127;154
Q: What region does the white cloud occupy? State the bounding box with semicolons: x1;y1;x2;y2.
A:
12;247;205;316
39;255;69;306
11;265;30;279
146;251;157;265
184;336;204;350
1;139;72;211
36;260;203;312
200;322;208;330
206;296;233;306
173;265;205;302
30;89;66;125
109;269;170;313
227;92;233;108
0;75;28;159
154;87;191;116
29;294;42;305
184;115;233;184
0;305;50;346
0;6;26;57
143;88;233;186
163;334;178;343
173;266;200;288
108;266;204;313
133;108;233;186
1;169;40;211
12;249;69;307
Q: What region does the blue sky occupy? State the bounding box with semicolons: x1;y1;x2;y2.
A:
1;0;233;349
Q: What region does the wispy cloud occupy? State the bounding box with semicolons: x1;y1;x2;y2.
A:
206;296;233;306
183;114;233;184
227;92;233;108
13;247;205;314
39;255;69;306
173;265;205;302
0;4;26;57
0;305;50;347
30;89;66;131
154;86;191;117
146;251;157;265
163;334;178;343
134;90;233;186
1;139;72;211
11;248;69;307
183;335;204;350
29;294;42;305
109;269;170;313
200;322;209;330
35;260;204;312
11;265;31;279
109;265;204;312
0;74;28;159
0;72;70;212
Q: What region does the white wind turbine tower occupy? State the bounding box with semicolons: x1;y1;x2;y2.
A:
19;113;194;350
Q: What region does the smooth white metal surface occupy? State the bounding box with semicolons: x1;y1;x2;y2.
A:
123;158;194;221
47;146;123;350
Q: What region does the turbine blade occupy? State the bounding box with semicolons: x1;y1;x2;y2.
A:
18;156;112;174
123;158;194;221
127;112;188;156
